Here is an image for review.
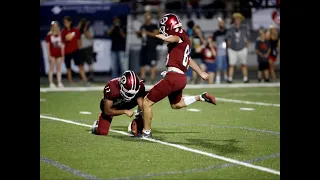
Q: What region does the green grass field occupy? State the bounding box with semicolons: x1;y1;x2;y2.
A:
40;85;280;180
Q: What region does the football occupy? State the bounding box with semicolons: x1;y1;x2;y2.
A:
128;113;144;136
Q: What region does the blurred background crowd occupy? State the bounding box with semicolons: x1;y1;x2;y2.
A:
40;0;280;87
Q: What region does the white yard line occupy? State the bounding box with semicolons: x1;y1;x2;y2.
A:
40;115;280;175
216;98;280;107
40;83;280;92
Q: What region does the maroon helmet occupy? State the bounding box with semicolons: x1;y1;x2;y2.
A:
119;70;140;101
158;13;182;37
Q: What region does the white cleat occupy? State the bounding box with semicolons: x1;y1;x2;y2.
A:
90;120;98;134
57;83;64;88
49;83;57;88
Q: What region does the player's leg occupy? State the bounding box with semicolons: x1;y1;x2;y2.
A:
227;49;237;83
169;72;216;109
55;57;64;88
143;79;172;138
170;90;216;109
192;58;200;84
91;113;113;136
48;56;56;88
64;53;73;84
238;47;249;83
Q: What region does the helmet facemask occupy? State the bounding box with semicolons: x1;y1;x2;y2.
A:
119;71;140;102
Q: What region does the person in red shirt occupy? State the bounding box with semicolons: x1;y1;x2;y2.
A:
45;21;64;88
61;16;88;85
199;35;217;84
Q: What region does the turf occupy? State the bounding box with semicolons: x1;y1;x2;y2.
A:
40;86;280;180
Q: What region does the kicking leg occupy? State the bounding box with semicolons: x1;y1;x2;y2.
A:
170;90;216;110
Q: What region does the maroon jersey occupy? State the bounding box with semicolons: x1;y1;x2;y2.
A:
201;44;217;62
166;28;191;73
101;78;146;111
45;33;63;57
61;28;80;54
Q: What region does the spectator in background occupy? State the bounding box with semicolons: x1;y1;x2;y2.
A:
255;28;270;82
199;35;217;84
226;13;249;83
79;18;95;82
186;0;201;19
185;20;195;82
136;12;158;84
267;25;280;82
108;17;127;78
61;16;89;85
190;25;206;84
45;21;64;88
213;17;228;84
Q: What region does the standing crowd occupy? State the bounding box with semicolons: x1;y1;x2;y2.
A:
43;12;280;87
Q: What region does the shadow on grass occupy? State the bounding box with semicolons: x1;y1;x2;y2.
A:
171;138;245;155
86;126;244;155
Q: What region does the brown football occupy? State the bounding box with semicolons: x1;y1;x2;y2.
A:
131;115;144;136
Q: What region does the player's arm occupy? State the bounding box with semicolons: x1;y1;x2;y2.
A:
189;57;209;80
136;97;144;113
103;99;128;116
156;34;181;43
103;85;134;117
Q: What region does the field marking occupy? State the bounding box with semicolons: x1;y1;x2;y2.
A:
216;97;280;107
40;115;280;175
80;111;92;115
40;83;280;92
40;98;46;102
148;121;280;136
107;152;280;180
224;92;280;97
186;108;201;112
40;156;100;180
239;107;255;111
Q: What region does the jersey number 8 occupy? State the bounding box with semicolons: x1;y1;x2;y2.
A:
166;44;190;67
182;44;190;67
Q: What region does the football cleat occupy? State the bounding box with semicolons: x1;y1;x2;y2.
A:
90;120;98;134
135;131;152;138
141;132;152;138
200;92;216;105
